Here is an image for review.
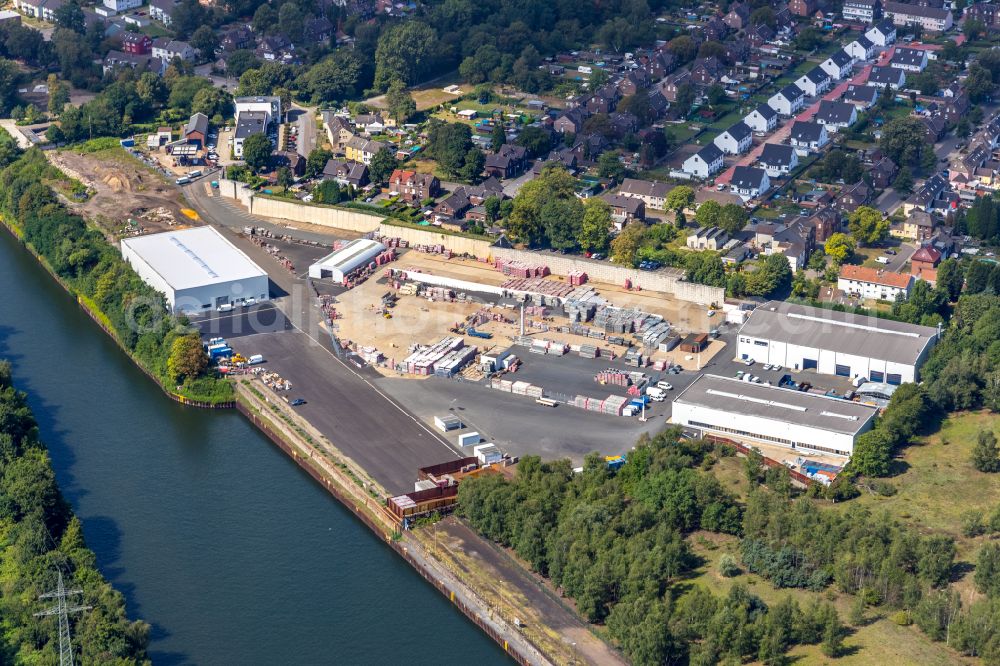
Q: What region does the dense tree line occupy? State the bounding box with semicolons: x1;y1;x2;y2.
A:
0;360;150;664
0;143;231;403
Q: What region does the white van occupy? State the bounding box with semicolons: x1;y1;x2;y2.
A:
175;176;191;185
188;170;202;178
645;386;667;402
248;354;265;365
217;303;234;313
876;256;890;264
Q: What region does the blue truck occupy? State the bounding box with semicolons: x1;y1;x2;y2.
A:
466;327;493;339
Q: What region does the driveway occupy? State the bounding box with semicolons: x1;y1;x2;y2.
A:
875;188;904;216
291;106;318;158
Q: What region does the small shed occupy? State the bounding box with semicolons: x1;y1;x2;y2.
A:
679;333;709;353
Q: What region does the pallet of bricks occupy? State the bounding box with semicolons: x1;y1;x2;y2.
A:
595;369;630;386
401;336;464;375
494;259;550;278
433;345;478;377
501;277;574;298
602;395;628;416
579;344;599;359
567;270;588;286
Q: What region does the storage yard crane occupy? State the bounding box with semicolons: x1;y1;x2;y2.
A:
34;569;91;666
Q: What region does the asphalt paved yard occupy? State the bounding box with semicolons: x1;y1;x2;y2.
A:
191;303;294;340
228;328;462;494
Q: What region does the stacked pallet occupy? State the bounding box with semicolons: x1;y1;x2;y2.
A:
623;349;645;367
595;370;630;386
602;395;628;416
642;322;672;350
495;259;550;278
401;336;464;375
568;270;588;286
501;277;575;298
511;380;532;395
579;344;599;359
434;345;478;377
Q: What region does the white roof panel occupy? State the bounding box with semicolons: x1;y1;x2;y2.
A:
122;226;267;290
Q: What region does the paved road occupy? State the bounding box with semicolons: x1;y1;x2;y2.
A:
292;106;318;158
875;188;904;216
190;303;294;340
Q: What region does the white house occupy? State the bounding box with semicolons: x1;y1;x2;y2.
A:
730;166;770;201
843;0;880;23
820;50;855;80
234;96;282;127
148;0;177;25
844;35;877;61
768;84;805;116
713;121;753;155
232;111;267;158
103;0;142;11
788;121;828;154
865;20;897;47
890;47;928;72
744;104;777;134
885;1;953;32
618;178;671;210
795;67;832;98
838;265;914;301
842;84;879;109
152;38;196;62
672;374;878;459
867;65;906;89
682;143;725;179
686;226;729;250
757;143;798;178
814;100;858;133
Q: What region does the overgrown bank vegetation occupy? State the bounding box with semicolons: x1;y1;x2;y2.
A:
0;143;232;404
0;360;150;664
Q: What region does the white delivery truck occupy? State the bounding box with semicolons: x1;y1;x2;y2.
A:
248;354;265;365
645;386;667;402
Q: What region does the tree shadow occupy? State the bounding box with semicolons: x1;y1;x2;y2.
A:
887;458;911;477
950;560;975;584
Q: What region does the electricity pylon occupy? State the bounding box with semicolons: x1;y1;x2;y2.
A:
34;569;91;666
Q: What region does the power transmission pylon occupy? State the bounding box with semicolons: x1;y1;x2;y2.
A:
34;569;91;666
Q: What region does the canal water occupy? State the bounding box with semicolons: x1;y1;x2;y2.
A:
0;231;507;664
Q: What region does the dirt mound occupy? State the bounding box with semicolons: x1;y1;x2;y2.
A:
99;168;132;193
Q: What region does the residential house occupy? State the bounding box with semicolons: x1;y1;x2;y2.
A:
257;34;292;61
744;104;778;133
152;38;196;62
806;207;840;242
730;166;770;201
15;0;45;19
723;2;750;30
890;47;929;72
940;92;969;124
220;26;253;51
601;193;646;228
617;70;649;96
820;50;855;80
964;2;1000;32
903;174;948;214
121;31;152;54
609;112;639;137
618;178;671;210
815;100;858;133
690;57;726;86
834;180;873;213
838;265;913;301
748;23;777;48
103;0;142;12
769;220;816;271
184;112;209;147
682;144;725;179
148;0;178;25
660;70;691;103
842;84;879;109
232;112;267;158
322;159;369;188
795;67;833;97
483;144;528;179
758;143;799;178
768;84;806;116
303;16;333;43
789;121;829;154
869;155;899;188
270;151;305;178
354;113;386;135
687;226;730;250
702;16;729;42
532;147;577;175
434;188;472;219
102;51;164;75
844;35;877;61
920;114;947;142
865;19;897;46
894;210;937;240
714;122;753;155
553;108;586;134
910;243;941;274
843;0;881;23
344;137;385;165
790;0;818;17
322;112;354;151
868;65;906;89
234;96;281;127
388;169;440;203
723;39;750;66
884;1;953;31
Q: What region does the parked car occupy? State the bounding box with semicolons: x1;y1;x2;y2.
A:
290;398;306;406
743;358;754;366
885;248;897;255
656;381;674;391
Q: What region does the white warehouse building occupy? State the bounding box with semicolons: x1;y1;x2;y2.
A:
308;238;386;282
736;301;939;385
120;226;269;313
672;374;878;458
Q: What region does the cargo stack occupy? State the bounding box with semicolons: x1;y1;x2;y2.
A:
595;370;630;386
602;395;628;415
433;345;478;377
624;349;645;367
579;344;599;359
567;270;588;286
401;336;464;375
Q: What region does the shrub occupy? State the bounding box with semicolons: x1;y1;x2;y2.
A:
718;553;741;577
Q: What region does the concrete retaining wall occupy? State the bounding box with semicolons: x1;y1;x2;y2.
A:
377;223;494;257
215;179;383;232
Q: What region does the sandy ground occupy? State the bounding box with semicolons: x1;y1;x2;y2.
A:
46;149;190;235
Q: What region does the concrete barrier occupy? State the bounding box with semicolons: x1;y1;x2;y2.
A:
214;179;384;233
377;222;494;257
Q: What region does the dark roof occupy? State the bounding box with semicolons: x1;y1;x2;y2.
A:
697;143;724;163
892;47;927;67
869;65;905;84
235;111;266;139
723;121;752;141
853;35;875;50
828;49;854;67
759;143;796;166
843;85;879;103
815;100;856;124
779;84;804;101
185;112;209;138
753;103;777;120
805;67;831;84
790;121;825;142
731;166;767;189
885;1;951;19
868;19;895;35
